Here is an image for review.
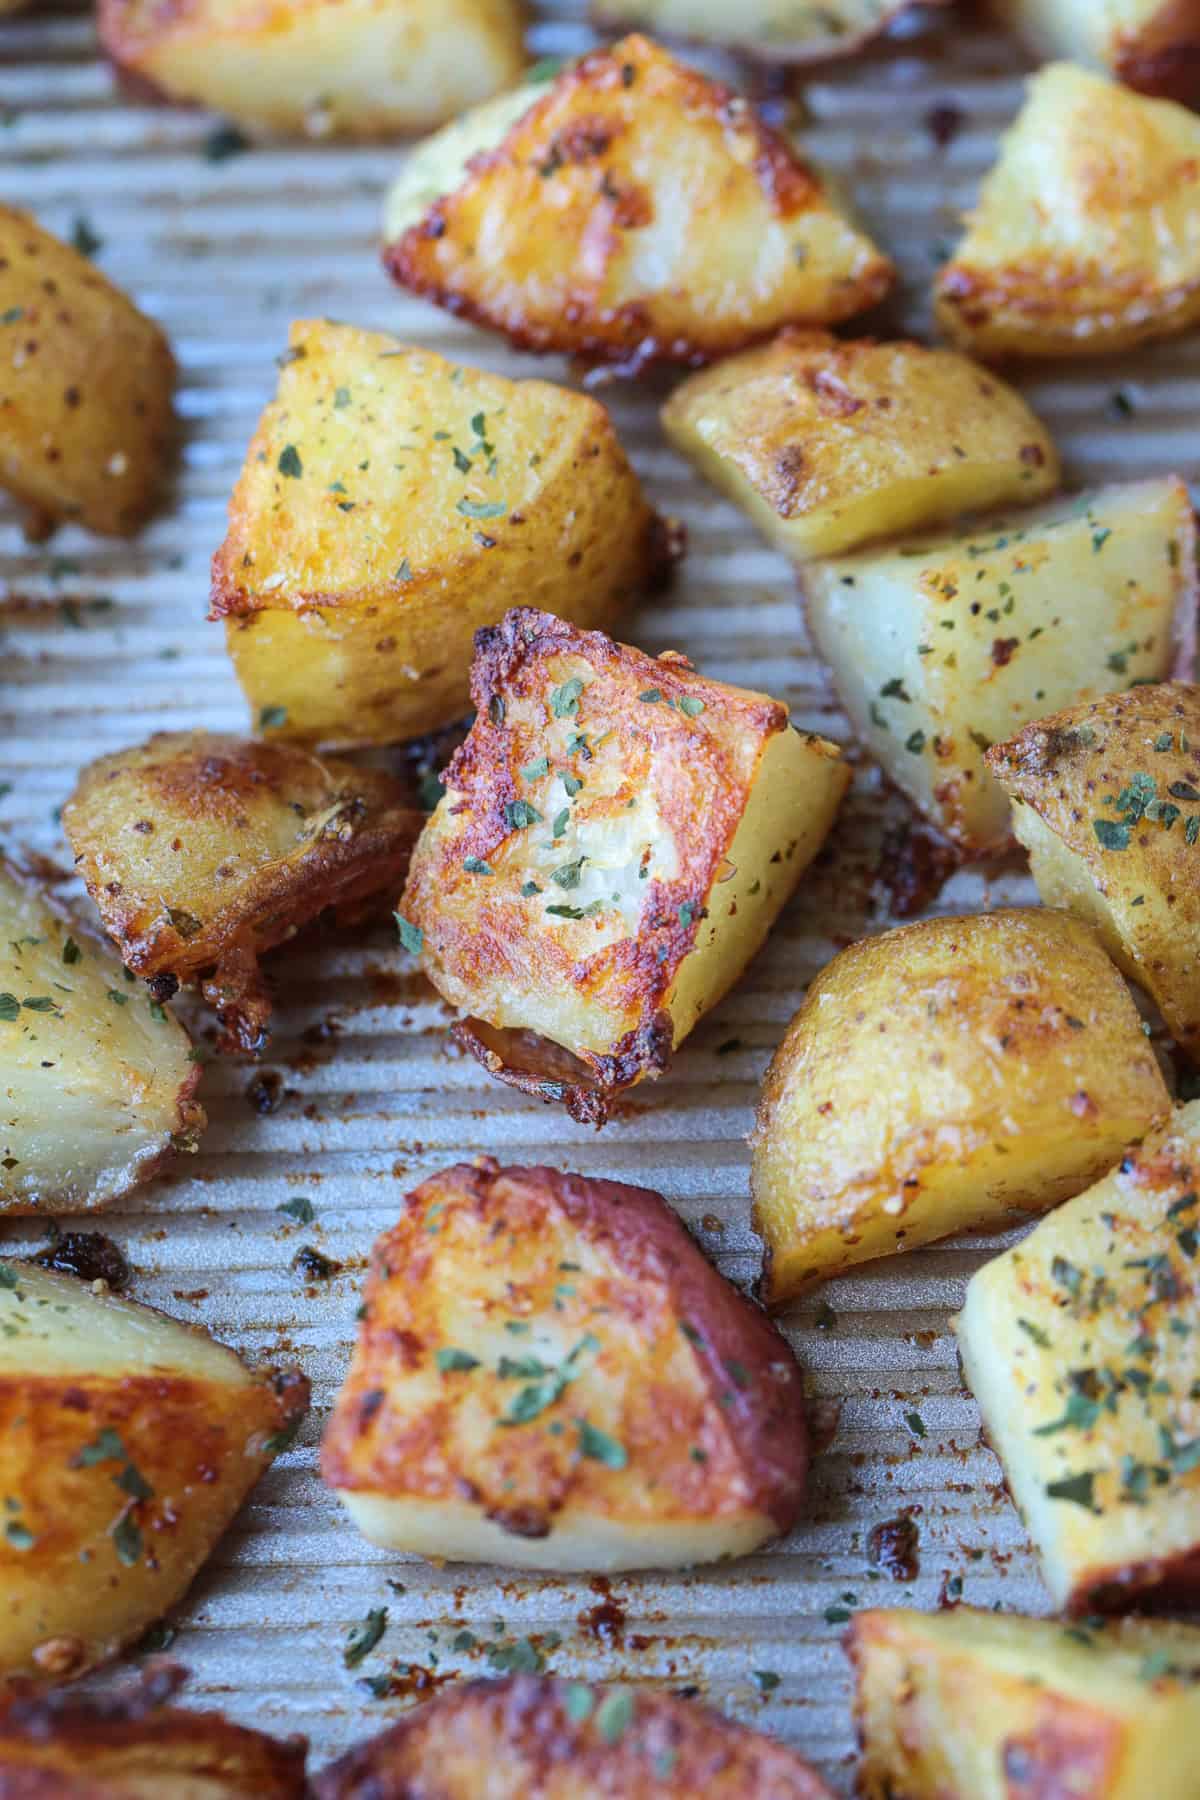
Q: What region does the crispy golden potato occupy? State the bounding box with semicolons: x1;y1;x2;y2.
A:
752;909;1170;1305
954;1100;1200;1615
936;63;1200;359
0;207;174;540
988;0;1200;102
990;684;1200;1064
315;1675;833;1799
211;321;669;748
592;0;951;63
803;477;1197;855
0;1664;307;1797
850;1606;1200;1800
382;36;893;367
98;0;526;141
62;731;420;1055
322;1160;809;1572
661;330;1058;563
0;857;204;1216
400;607;849;1124
0;1259;308;1686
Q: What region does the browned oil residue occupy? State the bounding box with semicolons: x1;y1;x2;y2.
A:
33;1231;130;1290
245;1069;284;1115
293;1246;343;1283
876;819;959;919
361;1662;457;1702
578;1577;626;1647
808;1396;843;1457
924;101;964;149
866;1514;921;1582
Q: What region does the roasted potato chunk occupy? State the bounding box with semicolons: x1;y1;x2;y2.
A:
954;1100;1200;1614
315;1675;833;1799
400;607;849;1124
0;1665;307;1797
321;1160;809;1571
98;0;526;140
0;1258;308;1685
752;908;1170;1305
990;683;1200;1063
382;36;893;367
211;321;668;748
0;857;204;1215
661;330;1058;563
0;207;174;539
62;731;420;1055
988;0;1200;102
803;477;1197;854
850;1606;1200;1800
593;0;951;63
936;63;1200;359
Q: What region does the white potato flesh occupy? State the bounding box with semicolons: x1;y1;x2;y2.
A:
384;73;556;241
593;0;943;61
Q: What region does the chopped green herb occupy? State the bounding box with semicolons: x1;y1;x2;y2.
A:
394;913;423;955
343;1607;389;1668
436;1347;481;1373
277;445;303;479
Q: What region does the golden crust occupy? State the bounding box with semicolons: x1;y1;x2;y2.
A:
315;1675;834;1798
321;1160;809;1571
591;0;953;65
382;35;893;367
62;731;420;1054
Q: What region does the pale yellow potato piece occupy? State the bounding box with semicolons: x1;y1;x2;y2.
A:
936;63;1200;358
851;1607;1200;1800
592;0;951;62
954;1100;1200;1613
98;0;526;140
661;330;1058;563
804;478;1197;854
0;1260;308;1685
752;908;1170;1304
401;607;849;1124
212;321;667;748
988;0;1200;101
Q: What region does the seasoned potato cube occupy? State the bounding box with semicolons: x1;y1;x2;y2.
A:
382;36;893;367
0;1258;308;1685
98;0;526;141
954;1100;1200;1614
803;477;1197;854
321;1160;809;1571
592;0;951;63
752;908;1170;1305
0;856;204;1215
0;206;174;539
211;322;668;748
988;0;1200;102
400;607;849;1124
990;684;1200;1064
0;1665;308;1796
62;730;420;1055
936;63;1200;359
661;331;1058;563
850;1606;1200;1800
315;1674;834;1799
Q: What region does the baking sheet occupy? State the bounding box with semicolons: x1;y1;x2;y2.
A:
2;3;1198;1786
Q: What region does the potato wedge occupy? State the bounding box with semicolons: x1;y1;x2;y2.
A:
98;0;526;141
321;1160;809;1572
850;1606;1200;1800
0;857;204;1216
0;1258;308;1684
988;0;1200;102
400;607;849;1124
935;63;1200;359
0;1664;307;1796
315;1674;834;1799
661;330;1058;563
0;207;174;539
954;1100;1200;1614
381;35;893;367
592;0;951;64
989;683;1200;1064
803;477;1197;855
752;908;1170;1305
211;321;669;748
62;731;420;1054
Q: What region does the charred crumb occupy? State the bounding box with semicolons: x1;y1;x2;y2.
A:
32;1230;131;1290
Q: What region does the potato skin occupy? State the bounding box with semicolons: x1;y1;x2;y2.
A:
850;1606;1200;1800
661;330;1058;563
988;0;1200;103
400;607;848;1123
0;207;174;539
592;0;952;64
321;1160;809;1572
936;63;1200;359
989;683;1200;1064
62;731;420;1053
752;908;1170;1304
211;321;669;747
382;35;893;367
